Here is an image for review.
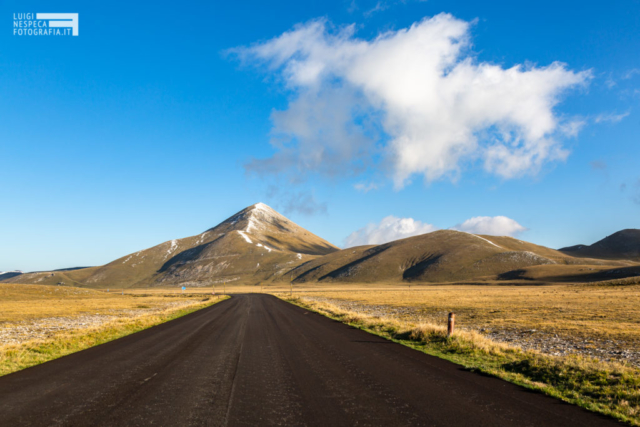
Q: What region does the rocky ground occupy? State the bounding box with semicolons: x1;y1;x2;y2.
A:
0;301;194;346
302;296;640;368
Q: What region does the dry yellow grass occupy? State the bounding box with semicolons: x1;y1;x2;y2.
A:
0;283;218;323
0;284;228;376
284;283;640;347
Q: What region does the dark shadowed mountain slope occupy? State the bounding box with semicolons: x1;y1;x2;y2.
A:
560;229;640;260
0;271;23;281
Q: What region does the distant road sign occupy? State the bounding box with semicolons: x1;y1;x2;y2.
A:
182;286;186;292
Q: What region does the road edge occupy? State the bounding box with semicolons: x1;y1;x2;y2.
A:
278;294;636;426
0;295;231;377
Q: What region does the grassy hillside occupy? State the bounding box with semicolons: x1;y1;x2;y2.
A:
4;203;338;289
290;230;635;283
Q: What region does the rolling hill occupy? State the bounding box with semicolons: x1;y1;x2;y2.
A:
560;229;640;261
289;230;636;284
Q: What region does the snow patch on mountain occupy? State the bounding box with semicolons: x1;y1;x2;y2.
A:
453;230;503;249
164;240;179;259
237;230;253;244
472;234;503;249
196;232;209;245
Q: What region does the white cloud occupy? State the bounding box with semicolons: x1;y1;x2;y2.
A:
354;182;378;192
622;69;640;80
233;14;590;188
266;186;328;216
594;111;630;124
451;216;526;236
344;215;437;247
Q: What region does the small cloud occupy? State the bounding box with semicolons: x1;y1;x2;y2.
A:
594;111;630;124
451;216;527;237
344;215;437;247
354;182;378;193
590;160;607;171
623;69;640;80
266;186;328;216
363;1;389;16
560;119;586;137
605;77;616;89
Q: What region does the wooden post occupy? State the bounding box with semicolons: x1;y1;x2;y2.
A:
447;312;455;337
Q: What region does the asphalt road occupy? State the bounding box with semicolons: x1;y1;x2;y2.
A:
0;294;620;426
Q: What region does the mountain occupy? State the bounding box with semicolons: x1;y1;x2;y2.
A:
290;230;635;284
4;207;639;288
559;229;640;260
5;203;338;288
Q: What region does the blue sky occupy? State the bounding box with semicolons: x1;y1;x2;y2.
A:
1;0;639;271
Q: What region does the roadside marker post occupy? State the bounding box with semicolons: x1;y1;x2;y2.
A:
447;313;455;337
182;286;186;294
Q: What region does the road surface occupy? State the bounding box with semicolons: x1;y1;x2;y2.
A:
0;294;619;426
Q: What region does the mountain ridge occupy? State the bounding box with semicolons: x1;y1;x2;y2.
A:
559;229;640;260
3;207;639;287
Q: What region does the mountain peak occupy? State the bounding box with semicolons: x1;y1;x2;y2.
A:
245;202;283;232
216;202;289;235
3;203;339;288
204;203;338;256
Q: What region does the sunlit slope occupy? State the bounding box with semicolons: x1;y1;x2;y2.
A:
6;203;339;288
290;230;632;283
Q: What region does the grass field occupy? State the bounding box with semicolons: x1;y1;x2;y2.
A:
278;284;640;361
281;285;640;425
0;284;228;376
